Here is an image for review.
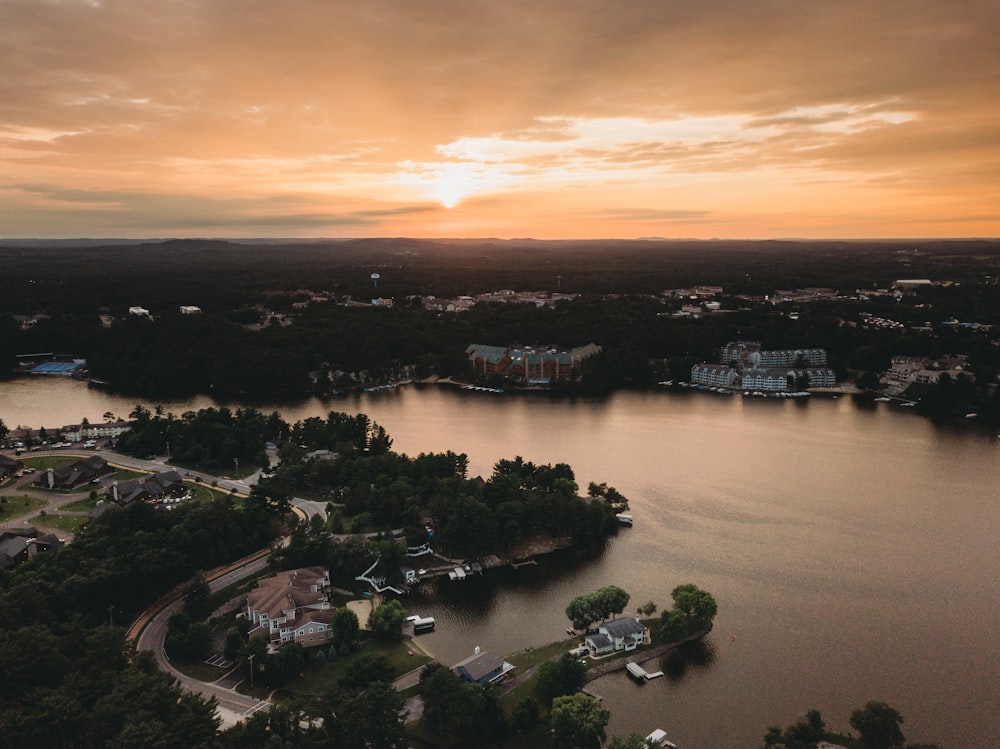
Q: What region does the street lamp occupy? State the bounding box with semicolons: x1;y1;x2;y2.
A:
234;457;239;480
248;652;255;687
108;604;115;627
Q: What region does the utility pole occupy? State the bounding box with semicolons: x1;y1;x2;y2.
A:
234;457;239;480
248;653;255;688
108;604;115;627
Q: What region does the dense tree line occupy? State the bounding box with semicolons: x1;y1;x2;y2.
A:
117;405;288;470
0;497;275;748
259;420;623;563
3;240;997;416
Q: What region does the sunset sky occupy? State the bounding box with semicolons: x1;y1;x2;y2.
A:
2;0;998;239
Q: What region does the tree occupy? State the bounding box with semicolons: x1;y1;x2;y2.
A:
850;701;906;749
0;418;8;445
419;662;465;739
670;583;717;628
223;627;243;662
330;607;360;650
510;696;539;732
550;693;610;749
607;735;649;749
566;585;631;630
370;599;406;641
536;653;587;702
339;652;394;690
182;572;212;621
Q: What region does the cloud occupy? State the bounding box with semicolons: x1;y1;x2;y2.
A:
1;0;998;237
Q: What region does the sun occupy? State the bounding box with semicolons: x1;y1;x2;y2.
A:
395;159;515;208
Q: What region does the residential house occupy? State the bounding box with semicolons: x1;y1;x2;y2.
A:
246;567;332;650
586;617;650;654
0;528;64;569
0;454;24;480
452;647;516;685
584;632;615;657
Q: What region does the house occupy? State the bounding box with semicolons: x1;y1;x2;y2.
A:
452;647;516;685
0;528;64;569
584;632;615;657
34;455;110;490
586;617;650;654
110;470;185;505
0;454;24;479
246;567;332;650
179;305;202;314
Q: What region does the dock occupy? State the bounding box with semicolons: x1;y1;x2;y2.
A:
509;559;537;569
625;661;664;681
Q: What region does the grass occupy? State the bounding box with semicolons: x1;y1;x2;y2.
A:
168;657;233;683
505;637;580;672
34;513;87;533
62;495;101;512
20;456;77;470
263;637;432;700
107;469;146;481
0;494;48;522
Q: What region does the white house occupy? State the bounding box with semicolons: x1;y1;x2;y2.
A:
585;616;650;655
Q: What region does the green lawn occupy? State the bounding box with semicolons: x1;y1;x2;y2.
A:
264;637;432;700
0;494;48;522
107;468;146;481
62;495;101;512
169;658;233;683
34;513;87;533
20;455;83;470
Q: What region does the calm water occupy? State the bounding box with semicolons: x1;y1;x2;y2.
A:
3;378;999;748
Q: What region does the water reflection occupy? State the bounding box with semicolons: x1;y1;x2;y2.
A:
660;638;717;683
2;378;998;749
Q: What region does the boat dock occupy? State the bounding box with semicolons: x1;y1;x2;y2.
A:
625;661;664;681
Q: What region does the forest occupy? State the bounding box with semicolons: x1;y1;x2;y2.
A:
2;238;999;418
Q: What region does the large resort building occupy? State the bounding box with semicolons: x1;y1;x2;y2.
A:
692;340;837;392
466;343;601;384
246;567;333;651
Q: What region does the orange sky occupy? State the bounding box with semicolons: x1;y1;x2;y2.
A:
2;0;998;239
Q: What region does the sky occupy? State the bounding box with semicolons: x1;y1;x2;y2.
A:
1;0;998;240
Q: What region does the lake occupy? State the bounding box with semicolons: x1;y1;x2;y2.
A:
2;377;998;748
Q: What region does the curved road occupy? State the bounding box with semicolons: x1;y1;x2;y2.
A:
131;549;273;726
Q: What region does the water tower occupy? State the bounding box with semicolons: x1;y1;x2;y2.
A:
371;272;381;288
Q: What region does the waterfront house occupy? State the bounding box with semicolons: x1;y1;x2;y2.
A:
246;567;332;650
584;632;615;657
451;647;516;685
595;616;650;652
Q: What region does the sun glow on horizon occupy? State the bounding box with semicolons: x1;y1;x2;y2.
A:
393;159;518;208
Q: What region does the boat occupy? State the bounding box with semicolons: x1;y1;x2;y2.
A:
412;616;435;634
626;662;647;682
645;728;679;748
615;513;633;526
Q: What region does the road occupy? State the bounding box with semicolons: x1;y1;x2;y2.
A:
2;446;360;726
132;549;273;727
